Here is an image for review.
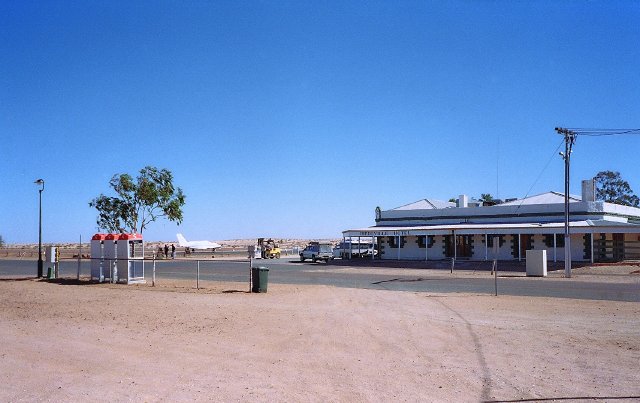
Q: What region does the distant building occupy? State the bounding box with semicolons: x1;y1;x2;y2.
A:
343;180;640;262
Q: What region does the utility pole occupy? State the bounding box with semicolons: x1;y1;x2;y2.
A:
555;127;576;278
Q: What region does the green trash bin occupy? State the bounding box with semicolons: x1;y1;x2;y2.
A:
47;267;55;279
251;266;269;293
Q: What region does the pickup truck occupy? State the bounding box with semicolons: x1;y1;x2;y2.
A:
299;243;333;263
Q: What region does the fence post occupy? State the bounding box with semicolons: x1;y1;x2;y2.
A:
494;260;498;296
197;260;200;290
152;255;156;287
249;257;253;293
493;238;499;296
77;234;82;281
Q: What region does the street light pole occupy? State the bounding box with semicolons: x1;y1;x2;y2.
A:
35;179;45;277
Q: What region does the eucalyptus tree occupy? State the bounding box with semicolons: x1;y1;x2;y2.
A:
594;171;639;207
89;166;186;233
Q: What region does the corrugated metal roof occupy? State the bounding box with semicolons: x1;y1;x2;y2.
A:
391;192;584;211
499;191;582;206
392;199;455;210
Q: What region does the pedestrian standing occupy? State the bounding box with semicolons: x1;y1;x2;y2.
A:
171;244;176;259
164;244;169;259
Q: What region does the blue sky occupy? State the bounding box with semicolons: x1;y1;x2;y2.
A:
2;1;639;243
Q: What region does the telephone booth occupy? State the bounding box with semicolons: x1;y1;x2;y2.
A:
116;233;145;284
103;234;118;282
90;234;108;282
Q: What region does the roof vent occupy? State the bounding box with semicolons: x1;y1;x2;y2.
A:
457;194;468;208
582;179;596;202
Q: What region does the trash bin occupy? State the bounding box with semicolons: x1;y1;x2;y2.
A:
251;266;269;293
47;267;55;279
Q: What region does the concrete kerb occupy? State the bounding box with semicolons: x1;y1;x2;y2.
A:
327;258;640;280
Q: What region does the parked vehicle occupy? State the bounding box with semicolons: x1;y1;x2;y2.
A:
333;240;375;258
257;238;281;259
300;242;333;263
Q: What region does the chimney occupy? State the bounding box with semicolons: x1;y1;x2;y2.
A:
457;194;468;208
582;179;595;202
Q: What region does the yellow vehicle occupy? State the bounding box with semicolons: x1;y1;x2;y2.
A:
258;238;281;259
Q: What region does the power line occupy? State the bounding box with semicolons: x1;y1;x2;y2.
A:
514;138;565;214
565;128;640;131
565;128;640;136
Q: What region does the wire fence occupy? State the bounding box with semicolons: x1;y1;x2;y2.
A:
81;257;256;288
0;256;260;290
142;258;255;289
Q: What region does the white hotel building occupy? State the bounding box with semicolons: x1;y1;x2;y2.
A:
342;180;640;263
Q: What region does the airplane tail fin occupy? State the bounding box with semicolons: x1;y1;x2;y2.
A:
176;233;188;246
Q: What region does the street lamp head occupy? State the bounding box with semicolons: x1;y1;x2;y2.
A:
34;179;44;190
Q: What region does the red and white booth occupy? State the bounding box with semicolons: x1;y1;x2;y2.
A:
90;233;108;282
103;233;118;282
116;233;145;284
90;232;145;284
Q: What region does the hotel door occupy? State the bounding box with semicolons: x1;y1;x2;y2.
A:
613;233;624;260
458;235;472;257
520;234;531;258
446;235;472;258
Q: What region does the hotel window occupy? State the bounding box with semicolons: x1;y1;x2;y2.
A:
486;235;504;248
417;235;435;248
544;234;564;248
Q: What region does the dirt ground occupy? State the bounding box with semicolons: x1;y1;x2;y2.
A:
1;277;639;402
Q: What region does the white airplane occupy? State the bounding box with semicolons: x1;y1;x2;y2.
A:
176;233;222;250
